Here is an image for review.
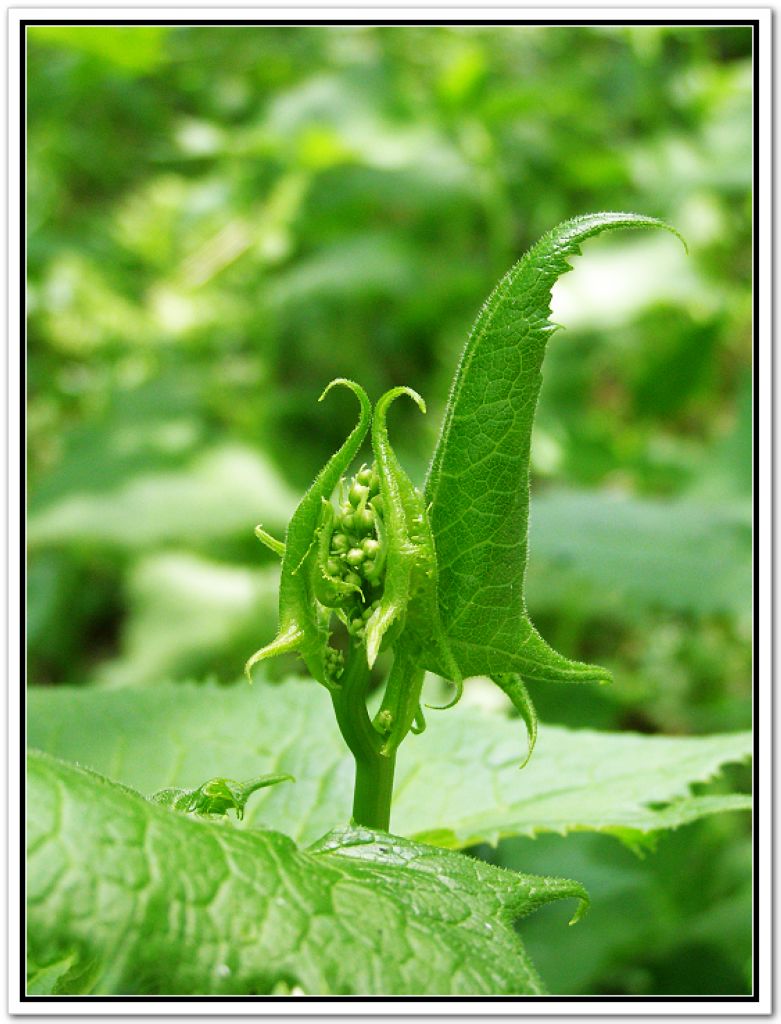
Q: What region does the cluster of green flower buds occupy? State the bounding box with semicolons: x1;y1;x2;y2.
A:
324;644;345;682
324;463;387;642
247;380;446;701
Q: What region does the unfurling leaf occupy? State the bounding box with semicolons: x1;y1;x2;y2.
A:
425;213;686;692
151;771;293;820
243;215;688;773
245;378;371;688
365;387;462;754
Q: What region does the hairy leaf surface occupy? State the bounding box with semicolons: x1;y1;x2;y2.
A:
28;678;750;850
27;751;587;996
245;379;371;688
424;213;684;684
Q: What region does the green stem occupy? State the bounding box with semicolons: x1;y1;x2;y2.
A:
330;643;396;832
351;745;396;833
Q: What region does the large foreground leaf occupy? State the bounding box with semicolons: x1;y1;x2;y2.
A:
28;678;751;849
27;751;587;996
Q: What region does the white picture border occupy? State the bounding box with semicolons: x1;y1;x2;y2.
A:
7;8;771;1016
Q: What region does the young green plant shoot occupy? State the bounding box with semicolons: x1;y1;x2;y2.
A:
28;213;755;999
246;212;686;832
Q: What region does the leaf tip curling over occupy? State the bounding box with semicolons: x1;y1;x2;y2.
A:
317;377;372;412
423;211;688;701
375;384;426;421
244;623;304;683
254;524;286;558
568;894;590;926
424;677;464;712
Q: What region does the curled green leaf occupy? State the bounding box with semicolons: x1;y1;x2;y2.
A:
151;772;294;821
245;378;371;688
492;673;538;770
363;386;463;754
363;387;424;666
424;682;463;712
254;524;286;558
366;388;460;673
410;705;426;735
245;622;303;683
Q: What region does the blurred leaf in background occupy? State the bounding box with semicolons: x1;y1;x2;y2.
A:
25;23;752;995
483;816;752;995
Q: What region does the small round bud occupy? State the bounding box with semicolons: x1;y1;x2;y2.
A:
362;605;374;621
341;513;355;531
355;508;374;531
362;559;375;577
326;558;340;577
362;537;380;558
348;482;370;508
356;466;373;487
331;532;348;553
325;647;344;680
344;571;362;589
375;709;393;734
345;547;365;566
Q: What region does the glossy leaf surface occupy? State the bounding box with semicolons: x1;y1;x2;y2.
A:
27;751;587;995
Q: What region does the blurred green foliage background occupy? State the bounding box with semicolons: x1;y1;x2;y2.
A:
26;23;753;996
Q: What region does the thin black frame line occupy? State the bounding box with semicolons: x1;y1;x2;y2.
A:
20;19;759;27
20;11;27;1008
749;12;760;1006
